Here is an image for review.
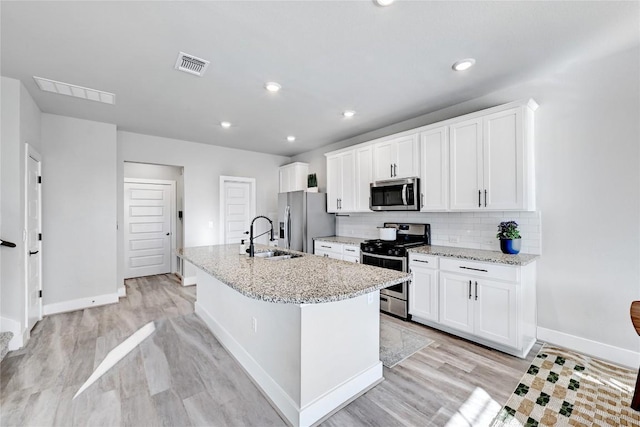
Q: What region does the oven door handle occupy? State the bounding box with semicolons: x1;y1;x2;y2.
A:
402;184;408;205
363;252;406;261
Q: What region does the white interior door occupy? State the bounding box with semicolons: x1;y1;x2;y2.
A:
124;182;173;278
26;154;42;331
221;178;254;244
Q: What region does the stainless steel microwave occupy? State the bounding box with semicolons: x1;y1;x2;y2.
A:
370;177;420;211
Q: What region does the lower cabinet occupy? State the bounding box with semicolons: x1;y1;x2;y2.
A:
408;254;439;322
409;255;536;358
314;241;360;263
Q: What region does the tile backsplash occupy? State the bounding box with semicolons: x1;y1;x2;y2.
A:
336;211;542;255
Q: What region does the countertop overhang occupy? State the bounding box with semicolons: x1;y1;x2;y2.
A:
178;244;410;304
409;244;539;266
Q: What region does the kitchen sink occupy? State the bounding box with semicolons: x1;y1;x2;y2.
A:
253;250;303;260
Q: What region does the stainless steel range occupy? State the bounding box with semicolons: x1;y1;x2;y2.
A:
360;223;430;320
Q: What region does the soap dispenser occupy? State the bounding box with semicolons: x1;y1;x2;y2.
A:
239;239;246;255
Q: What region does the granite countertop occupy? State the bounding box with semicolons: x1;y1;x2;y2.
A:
409;245;539;266
313;236;367;246
177;244;410;304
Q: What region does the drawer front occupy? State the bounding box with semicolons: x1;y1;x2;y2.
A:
409;253;439;269
314;241;343;255
343;254;360;264
343;245;360;257
439;257;519;282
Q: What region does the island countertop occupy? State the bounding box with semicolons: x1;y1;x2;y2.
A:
178;244;410;304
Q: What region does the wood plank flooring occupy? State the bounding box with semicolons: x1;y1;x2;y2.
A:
1;274;539;426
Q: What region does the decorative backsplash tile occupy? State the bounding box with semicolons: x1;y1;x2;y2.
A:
336;211;542;255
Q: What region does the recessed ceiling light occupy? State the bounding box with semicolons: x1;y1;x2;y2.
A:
33;76;116;105
287;136;296;142
452;58;476;71
342;110;356;118
220;121;231;128
374;0;395;6
265;82;281;92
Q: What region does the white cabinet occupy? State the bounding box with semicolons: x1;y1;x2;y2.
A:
408;254;439;322
434;257;535;357
372;134;419;181
279;162;309;193
314;240;360;263
354;146;373;211
450;102;536;211
419;126;449;211
326;152;355;213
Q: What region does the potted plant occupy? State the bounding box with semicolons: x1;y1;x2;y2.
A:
307;173;318;192
496;221;521;254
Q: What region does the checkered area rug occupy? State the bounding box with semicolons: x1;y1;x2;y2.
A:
492;344;640;426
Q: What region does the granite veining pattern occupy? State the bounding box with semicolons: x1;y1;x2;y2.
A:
178;245;410;304
409;245;538;266
313;236;367;246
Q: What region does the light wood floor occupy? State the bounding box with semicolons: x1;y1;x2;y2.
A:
1;274;540;426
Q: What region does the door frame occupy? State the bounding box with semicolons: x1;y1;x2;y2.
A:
123;178;177;276
219;176;256;244
24;142;42;332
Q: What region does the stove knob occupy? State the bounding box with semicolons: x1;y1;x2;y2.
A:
387;249;393;255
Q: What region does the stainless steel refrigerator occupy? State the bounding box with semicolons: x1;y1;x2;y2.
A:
278;191;335;253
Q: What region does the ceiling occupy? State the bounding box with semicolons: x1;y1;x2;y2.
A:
2;1;638;157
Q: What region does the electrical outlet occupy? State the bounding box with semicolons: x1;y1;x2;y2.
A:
251;317;258;333
449;235;460;243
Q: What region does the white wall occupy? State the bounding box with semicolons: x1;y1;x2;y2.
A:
41;114;118;306
0;77;42;348
117;131;289;284
294;45;640;361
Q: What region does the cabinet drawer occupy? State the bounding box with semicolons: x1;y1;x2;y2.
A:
314;241;343;255
343;255;360;264
439;258;518;282
409;253;439;269
343;245;360;257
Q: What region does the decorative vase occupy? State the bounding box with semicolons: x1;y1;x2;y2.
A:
500;238;521;254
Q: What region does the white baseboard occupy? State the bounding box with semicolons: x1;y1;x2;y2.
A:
43;293;119;316
182;275;196;286
537;326;640;369
118;286;126;298
195;302;382;427
0;316;27;351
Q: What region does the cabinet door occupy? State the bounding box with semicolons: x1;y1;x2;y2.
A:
394;134;419;179
355;146;373;211
340;151;356;211
279;167;290;193
373;140;394;180
473;279;518;347
420;127;449;211
438;272;474;333
483;107;524;210
409;266;438;322
450;118;483;210
343;255;360;263
326;156;341;213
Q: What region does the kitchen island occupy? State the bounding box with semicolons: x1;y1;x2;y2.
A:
178;245;410;427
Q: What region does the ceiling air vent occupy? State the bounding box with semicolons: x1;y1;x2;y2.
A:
174;52;210;77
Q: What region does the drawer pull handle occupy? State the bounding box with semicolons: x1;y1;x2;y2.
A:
320;245;331;248
459;266;488;273
345;249;355;252
414;259;429;264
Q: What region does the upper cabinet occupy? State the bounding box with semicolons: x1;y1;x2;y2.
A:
420;126;449;211
450;103;536;211
326;151;355;213
279;162;309;193
372;134;420;181
325;99;537;213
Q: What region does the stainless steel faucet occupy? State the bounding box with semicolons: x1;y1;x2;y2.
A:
246;216;275;257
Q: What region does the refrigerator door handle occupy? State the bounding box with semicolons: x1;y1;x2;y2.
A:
286;205;292;249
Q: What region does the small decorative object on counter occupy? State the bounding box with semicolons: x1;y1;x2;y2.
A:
496;221;521;254
239;239;246;255
307;173;318;192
